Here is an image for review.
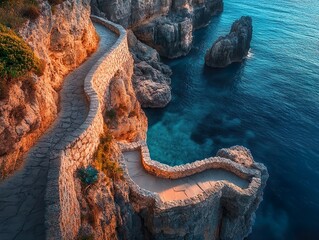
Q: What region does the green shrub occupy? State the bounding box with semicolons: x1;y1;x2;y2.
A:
77;166;99;185
0;23;44;79
94;131;123;181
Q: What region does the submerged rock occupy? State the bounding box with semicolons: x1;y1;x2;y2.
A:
205;16;253;68
127;30;172;108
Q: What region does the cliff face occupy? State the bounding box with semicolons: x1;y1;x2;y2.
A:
78;144;268;240
105;59;148;141
128;30;172;108
91;0;224;58
0;0;99;179
76;148;144;240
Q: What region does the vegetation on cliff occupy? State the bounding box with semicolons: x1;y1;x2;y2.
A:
0;24;43;78
0;23;44;99
0;0;67;29
77;166;99;185
0;0;41;29
93;127;123;181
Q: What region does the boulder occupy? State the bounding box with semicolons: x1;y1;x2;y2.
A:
205;16;253;68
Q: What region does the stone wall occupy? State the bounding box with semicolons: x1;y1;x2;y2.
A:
44;16;132;240
43;15;268;240
119;141;268;239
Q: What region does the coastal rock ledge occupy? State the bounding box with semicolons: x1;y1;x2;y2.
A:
205;16;253;68
120;142;269;240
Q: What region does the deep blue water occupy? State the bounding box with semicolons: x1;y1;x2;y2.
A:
144;0;319;239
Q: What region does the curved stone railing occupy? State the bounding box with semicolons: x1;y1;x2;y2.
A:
118;141;268;239
119;141;264;208
45;16;132;240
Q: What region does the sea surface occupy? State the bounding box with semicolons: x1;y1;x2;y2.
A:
144;0;319;239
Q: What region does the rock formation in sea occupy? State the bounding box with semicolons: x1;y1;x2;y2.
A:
127;30;172;108
91;0;224;58
205;16;253;68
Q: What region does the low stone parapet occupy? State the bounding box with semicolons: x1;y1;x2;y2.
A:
118;141;268;239
45;16;132;240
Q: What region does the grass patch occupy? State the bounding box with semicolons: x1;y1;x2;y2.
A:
0;0;41;29
93;129;123;181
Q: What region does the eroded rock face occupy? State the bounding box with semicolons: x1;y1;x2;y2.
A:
76;172;144;239
205;16;253;68
133;15;193;58
0;0;99;179
128;30;172;108
104;59;148;141
91;0;224;58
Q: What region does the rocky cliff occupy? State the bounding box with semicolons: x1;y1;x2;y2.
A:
104;58;148;140
205;16;253;68
91;0;224;58
128;30;172;108
0;0;99;179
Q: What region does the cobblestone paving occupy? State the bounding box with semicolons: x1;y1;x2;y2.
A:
124;151;249;202
0;24;116;240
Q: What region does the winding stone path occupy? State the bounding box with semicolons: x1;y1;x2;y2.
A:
0;23;116;240
123;151;249;202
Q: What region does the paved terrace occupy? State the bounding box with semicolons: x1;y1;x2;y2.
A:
0;24;116;240
123;150;250;202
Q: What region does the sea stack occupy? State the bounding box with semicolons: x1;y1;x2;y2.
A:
205;16;253;68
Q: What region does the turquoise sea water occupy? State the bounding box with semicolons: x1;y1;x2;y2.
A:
144;0;319;239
